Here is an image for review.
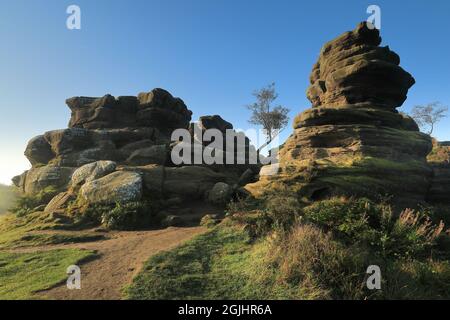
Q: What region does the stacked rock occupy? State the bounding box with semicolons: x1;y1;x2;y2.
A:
14;89;258;223
246;22;432;207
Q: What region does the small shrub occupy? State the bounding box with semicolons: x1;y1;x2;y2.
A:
226;196;260;215
380;208;445;258
200;215;219;228
302;197;447;259
264;224;371;299
10;186;58;217
101;201;162;230
231;194;302;238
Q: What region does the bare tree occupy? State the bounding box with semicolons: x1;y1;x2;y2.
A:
410;102;448;135
247;83;290;151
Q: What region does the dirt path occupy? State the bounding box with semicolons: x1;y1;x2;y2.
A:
25;226;206;300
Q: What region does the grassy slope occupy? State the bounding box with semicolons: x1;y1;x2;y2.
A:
0;249;95;299
0;184;17;215
0;213;106;250
127;218;450;300
126;225;265;299
0;212;99;300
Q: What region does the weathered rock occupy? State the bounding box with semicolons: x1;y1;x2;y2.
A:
44;128;92;156
66;89;191;133
131;164;165;194
126;144;168;166
246;22;432;207
24;166;75;194
137;88;192;133
12;171;28;191
208;182;233;205
237;168;257;186
24;135;55;166
161;215;182;227
45;191;76;213
71;161;117;187
17;86;259;229
80;171;143;204
194;115;233;133
164;166;228;199
307;22;414;109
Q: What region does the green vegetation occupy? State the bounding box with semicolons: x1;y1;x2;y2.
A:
128;196;450;300
66;197;164;230
0;212;106;249
0;184;17;215
0;249;95;299
427;139;450;164
101;201;163;230
10;186;58;217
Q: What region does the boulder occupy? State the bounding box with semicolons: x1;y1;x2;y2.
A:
208;182;233;205
24;135;54;166
24;166;75;194
126;145;168;166
161;215;182;227
12;171;28;191
44;128;92;156
196;115;233;133
139;165;165;194
137;88;192;132
164;166;227;199
45;191;76;213
71;160;117;187
80;171;143;205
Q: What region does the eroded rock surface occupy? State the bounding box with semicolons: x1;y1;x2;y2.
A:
246;22;433;207
14;88;258;229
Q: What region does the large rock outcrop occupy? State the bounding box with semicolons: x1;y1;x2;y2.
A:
246;22;433;207
14;88;258;228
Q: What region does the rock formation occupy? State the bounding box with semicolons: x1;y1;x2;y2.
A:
14;88;257;228
427;140;450;204
246;22;433;208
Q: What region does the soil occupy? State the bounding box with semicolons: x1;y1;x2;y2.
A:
32;226;207;300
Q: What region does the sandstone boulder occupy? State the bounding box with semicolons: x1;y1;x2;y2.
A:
24;135;54;166
71;161;117;187
164;166;228;199
208;182;233;205
24;166;75;195
45;191;76;213
80;171;143;204
126;144;168;166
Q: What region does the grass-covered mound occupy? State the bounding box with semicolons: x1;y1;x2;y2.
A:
127;196;450;299
0;249;95;299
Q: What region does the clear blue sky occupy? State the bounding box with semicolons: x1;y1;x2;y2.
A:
0;0;449;184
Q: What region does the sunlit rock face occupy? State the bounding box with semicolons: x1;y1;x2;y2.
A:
13;87;259;228
246;22;433;208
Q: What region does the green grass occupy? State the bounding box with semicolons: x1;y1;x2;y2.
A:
0;213;107;249
126;224;269;299
127;196;450;300
0;249;96;299
0;184;17;215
